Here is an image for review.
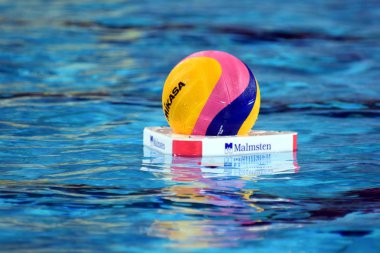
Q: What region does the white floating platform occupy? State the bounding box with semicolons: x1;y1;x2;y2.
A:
144;127;297;157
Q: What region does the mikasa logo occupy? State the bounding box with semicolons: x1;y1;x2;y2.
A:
225;142;272;154
164;81;186;119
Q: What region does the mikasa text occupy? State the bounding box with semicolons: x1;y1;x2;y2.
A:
164;81;186;119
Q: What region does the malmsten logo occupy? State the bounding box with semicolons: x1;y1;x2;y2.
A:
150;135;165;150
164;82;186;119
225;143;233;154
225;142;272;154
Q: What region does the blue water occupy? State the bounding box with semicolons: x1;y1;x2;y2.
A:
0;0;379;252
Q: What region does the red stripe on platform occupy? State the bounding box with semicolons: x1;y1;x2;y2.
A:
293;134;297;152
172;140;203;157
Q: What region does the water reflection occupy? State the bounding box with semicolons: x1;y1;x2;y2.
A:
142;148;300;248
143;147;299;177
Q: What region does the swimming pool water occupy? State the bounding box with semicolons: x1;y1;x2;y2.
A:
0;0;379;252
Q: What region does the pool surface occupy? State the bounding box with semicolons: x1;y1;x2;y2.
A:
0;0;379;252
